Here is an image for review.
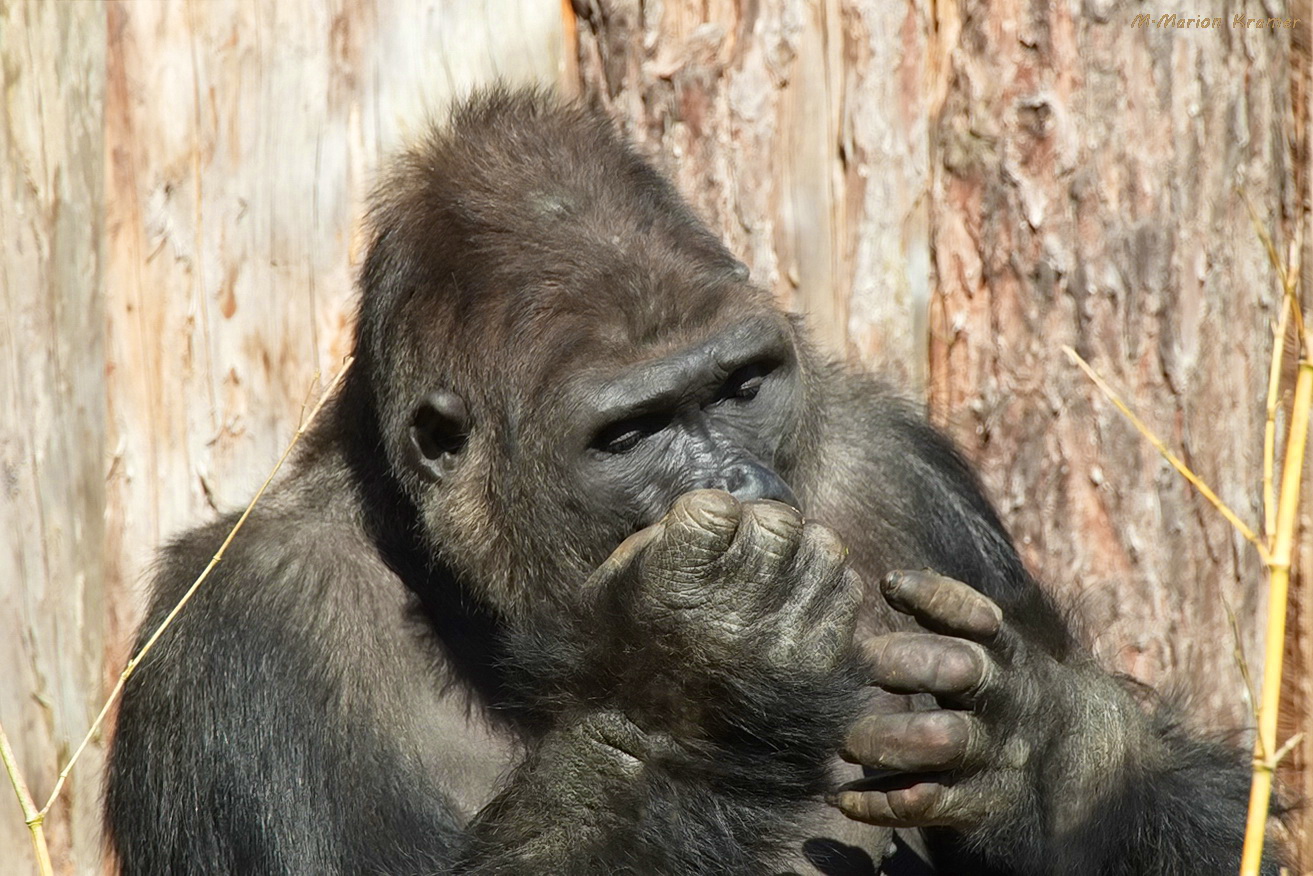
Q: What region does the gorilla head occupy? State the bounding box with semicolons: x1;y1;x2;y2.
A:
355;90;811;615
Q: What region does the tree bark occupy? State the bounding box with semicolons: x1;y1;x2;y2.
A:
0;2;107;870
927;0;1308;735
2;0;1309;870
1;3;563;872
572;0;935;389
573;0;1309;854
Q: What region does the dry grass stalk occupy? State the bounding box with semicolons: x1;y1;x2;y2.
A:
1066;202;1306;874
1241;359;1311;876
0;357;352;875
0;721;51;876
1061;346;1269;561
1238;202;1306;876
1263;295;1292;541
1065;214;1306;874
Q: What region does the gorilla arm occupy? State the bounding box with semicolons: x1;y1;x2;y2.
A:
820;384;1276;875
455;491;865;874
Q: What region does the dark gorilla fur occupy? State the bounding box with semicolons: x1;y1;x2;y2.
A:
106;88;1278;875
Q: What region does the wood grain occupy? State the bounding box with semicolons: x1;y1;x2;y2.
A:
4;3;563;872
573;0;934;388
0;2;108;871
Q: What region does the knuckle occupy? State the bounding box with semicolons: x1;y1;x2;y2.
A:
965;598;1004;638
654;492;742;569
860;633;896;670
918;712;970;761
743;498;804;530
966;645;998;697
888;782;941;821
801;521;846;562
736;501;803;560
935;641;989;692
932;580;1002;637
794;523;849;586
962;715;989;765
925;576;967;615
864;635;927;690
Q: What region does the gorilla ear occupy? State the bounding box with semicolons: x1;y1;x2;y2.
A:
407;390;469;482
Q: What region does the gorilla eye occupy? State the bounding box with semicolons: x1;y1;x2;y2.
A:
593;413;670;455
603;429;644;454
719;362;773;403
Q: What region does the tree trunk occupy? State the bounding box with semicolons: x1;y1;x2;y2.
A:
0;3;108;870
1;2;563;872
573;0;1310;856
571;0;935;389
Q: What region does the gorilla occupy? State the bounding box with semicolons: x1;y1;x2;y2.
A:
106;88;1274;875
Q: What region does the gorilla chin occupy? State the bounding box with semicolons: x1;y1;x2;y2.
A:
105;86;1281;876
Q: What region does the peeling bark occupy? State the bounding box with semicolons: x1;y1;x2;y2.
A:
576;0;1309;856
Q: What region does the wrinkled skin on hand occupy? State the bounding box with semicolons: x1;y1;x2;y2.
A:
837;570;1150;838
562;489;864;738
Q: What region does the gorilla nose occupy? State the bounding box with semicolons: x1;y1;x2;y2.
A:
719;461;800;509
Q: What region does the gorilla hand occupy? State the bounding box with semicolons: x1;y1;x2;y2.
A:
470;497;867;870
606;489;862;674
565;489;864;737
835;570;1150;841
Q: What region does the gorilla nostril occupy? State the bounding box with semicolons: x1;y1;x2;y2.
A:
723;462;800;509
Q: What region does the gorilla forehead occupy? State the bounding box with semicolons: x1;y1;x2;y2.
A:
364;88;770;395
474;277;781;450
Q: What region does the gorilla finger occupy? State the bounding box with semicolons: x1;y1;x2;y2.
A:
780;523;854;620
590;523;668;584
792;569;864;669
727;500;806;580
833;780;960;829
834;779;990;830
880;570;1002;641
792;522;848;577
840;710;983;772
862;633;995;703
655;490;743;565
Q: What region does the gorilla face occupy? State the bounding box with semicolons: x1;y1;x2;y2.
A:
399;280;808;613
570;313;803;533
